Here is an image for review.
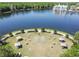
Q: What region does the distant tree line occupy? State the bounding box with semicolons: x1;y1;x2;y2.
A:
0;2;55;13
0;2;77;13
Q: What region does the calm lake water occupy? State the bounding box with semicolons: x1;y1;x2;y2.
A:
0;9;79;35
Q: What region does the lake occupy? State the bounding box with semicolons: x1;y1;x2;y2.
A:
0;9;79;35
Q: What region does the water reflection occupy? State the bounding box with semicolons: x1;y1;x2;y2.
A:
0;9;79;35
53;10;67;15
32;9;52;13
53;9;79;16
0;13;12;20
0;10;31;20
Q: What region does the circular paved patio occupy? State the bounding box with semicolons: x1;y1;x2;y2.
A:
6;31;73;57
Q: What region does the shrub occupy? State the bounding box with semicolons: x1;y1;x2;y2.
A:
0;44;16;57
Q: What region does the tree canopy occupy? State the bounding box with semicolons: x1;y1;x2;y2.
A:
0;44;16;57
74;32;79;40
61;44;79;57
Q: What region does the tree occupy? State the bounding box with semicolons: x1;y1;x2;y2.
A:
74;32;79;44
61;44;79;57
0;44;16;57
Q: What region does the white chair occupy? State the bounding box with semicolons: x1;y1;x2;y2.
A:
24;30;28;33
59;36;65;42
12;31;21;36
60;43;68;49
15;42;22;48
38;29;41;33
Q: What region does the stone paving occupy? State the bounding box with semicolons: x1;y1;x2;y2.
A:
6;32;73;57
